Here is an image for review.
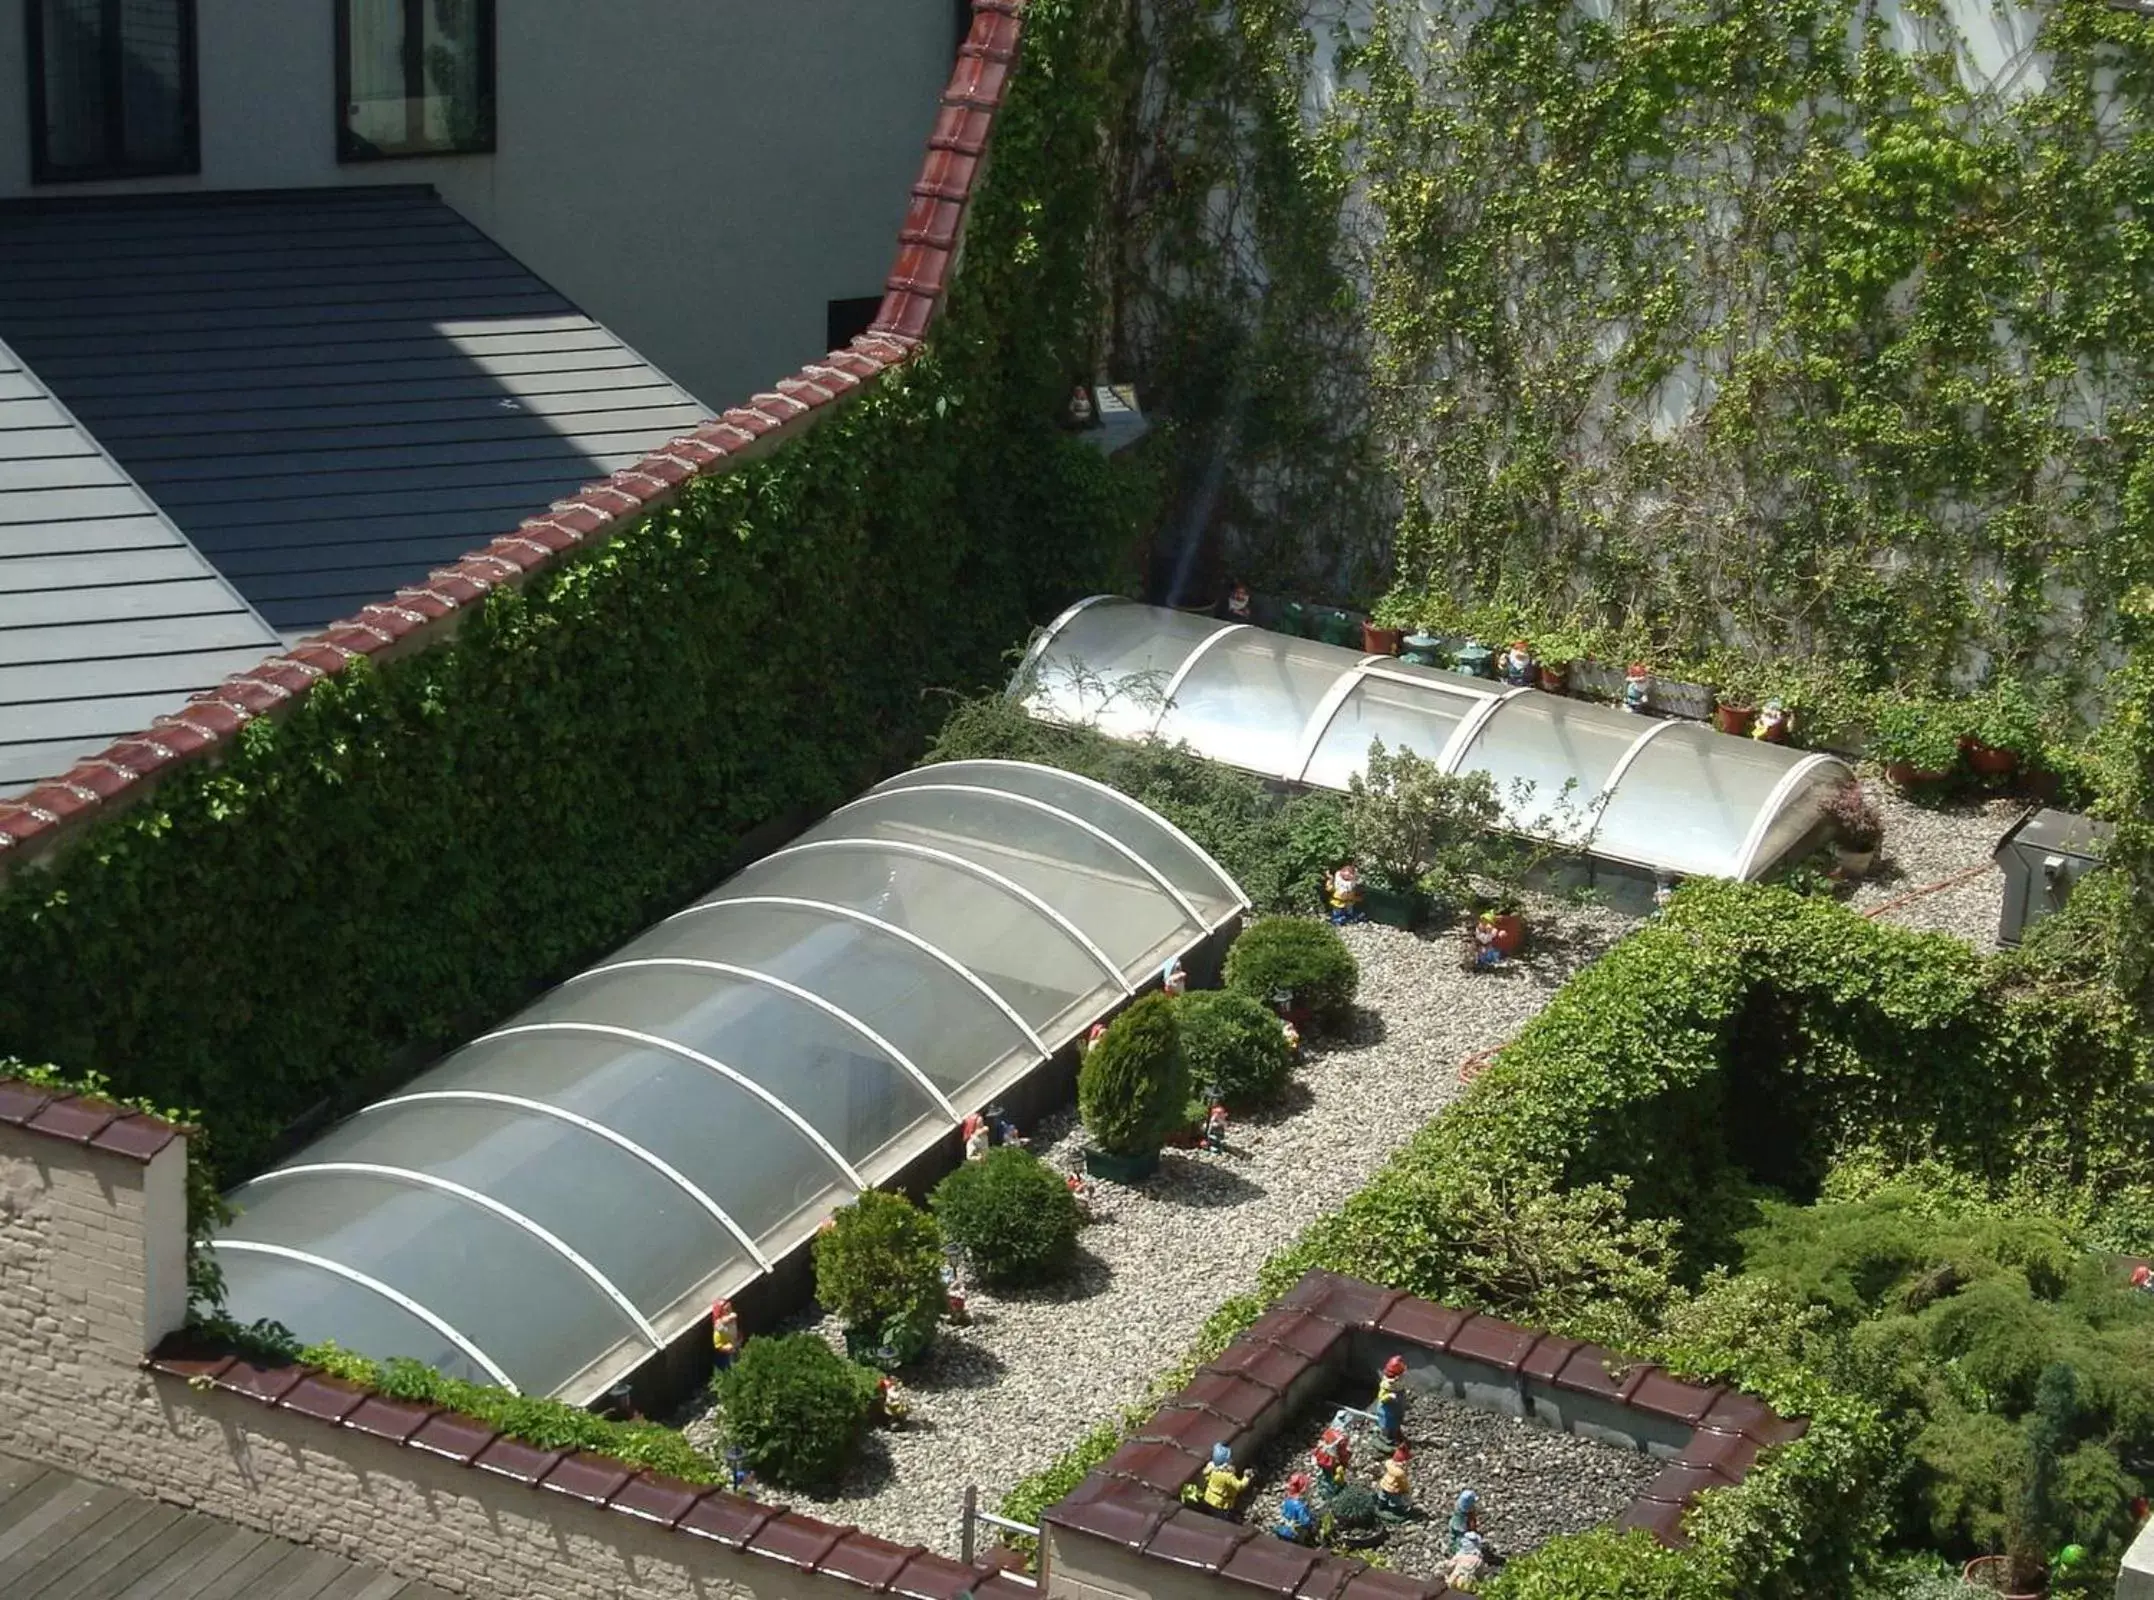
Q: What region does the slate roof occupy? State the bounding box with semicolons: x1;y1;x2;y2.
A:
0;331;281;790
0;186;710;634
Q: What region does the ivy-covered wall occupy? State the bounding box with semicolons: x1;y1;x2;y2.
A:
1118;0;2154;695
0;0;1144;1181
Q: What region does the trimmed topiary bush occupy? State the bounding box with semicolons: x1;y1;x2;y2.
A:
812;1190;945;1368
1224;917;1359;1030
1078;993;1192;1157
1175;989;1296;1108
931;1145;1082;1285
716;1332;879;1491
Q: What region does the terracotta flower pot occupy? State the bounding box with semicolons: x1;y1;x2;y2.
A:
1884;761;1948;790
1488;913;1526;956
1362;622;1405;656
1962;739;2019;777
1715;703;1757;736
1960;1555;2043;1600
1538;662;1570;694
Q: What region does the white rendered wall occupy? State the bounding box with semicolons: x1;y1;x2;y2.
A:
0;0;958;408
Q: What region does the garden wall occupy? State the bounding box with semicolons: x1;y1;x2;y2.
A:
0;1093;1027;1600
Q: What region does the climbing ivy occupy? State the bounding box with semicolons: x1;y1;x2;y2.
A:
0;0;1144;1182
1123;0;2154;701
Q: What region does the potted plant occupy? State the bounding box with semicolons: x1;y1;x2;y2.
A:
1964;678;2042;778
1966;1362;2082;1597
813;1191;947;1370
1077;993;1193;1181
1363;593;1414;657
1823;781;1884;877
1871;697;1961;789
1344;740;1502;928
1532;620;1592;695
1711;657;1759;737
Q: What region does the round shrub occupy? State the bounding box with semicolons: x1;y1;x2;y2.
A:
717;1332;878;1492
812;1190;945;1366
931;1146;1081;1285
1224;917;1359;1029
1078;993;1192;1157
1174;989;1296;1108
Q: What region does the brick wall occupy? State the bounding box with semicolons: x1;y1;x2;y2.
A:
0;1116;1003;1600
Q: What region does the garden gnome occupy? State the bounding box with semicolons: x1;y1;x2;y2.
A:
1653;876;1676;915
710;1298;740;1372
1752;699;1792;743
1448;1490;1480;1554
1162;957;1189;996
1325;862;1366;924
1623;662;1652;714
1274;1474;1317;1543
1227;581;1253;622
1086;1020;1108;1051
1280;1015;1301;1054
1377;1445;1413;1516
942;1263;970;1324
876;1374;912;1426
1501;640;1536;688
1374;1355;1409;1445
1471;913;1504;970
1066;1171;1095;1221
2130;1263;2151;1293
1313;1411;1354;1492
961;1113;991;1162
986;1103;1027;1147
1444;1532;1487;1590
1201;1443;1253;1516
1204;1103;1230;1152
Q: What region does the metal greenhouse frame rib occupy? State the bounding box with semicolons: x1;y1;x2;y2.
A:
210;761;1248;1403
1012;597;1853;883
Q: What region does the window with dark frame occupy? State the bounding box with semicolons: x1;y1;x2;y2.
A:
336;0;495;162
25;0;200;185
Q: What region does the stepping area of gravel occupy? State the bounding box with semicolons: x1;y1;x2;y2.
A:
1844;787;2029;952
1236;1391;1663;1579
679;902;1636;1554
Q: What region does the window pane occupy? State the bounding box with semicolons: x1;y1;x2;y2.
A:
39;1;112;174
343;0;408;150
342;0;491;158
420;0;487;149
35;0;191;179
117;0;188;166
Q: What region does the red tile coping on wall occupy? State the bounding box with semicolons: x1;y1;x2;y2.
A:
143;1336;1022;1597
0;1078;186;1163
1041;1270;1809;1593
0;0;1033;872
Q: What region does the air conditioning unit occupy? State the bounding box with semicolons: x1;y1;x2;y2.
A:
1993;808;2115;947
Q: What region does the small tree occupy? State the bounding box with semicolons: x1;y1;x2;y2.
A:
1175;989;1295;1107
1223;917;1359;1028
2007;1362;2080;1591
812;1191;945;1368
931;1146;1081;1285
1078;994;1191;1156
716;1333;879;1491
1345;739;1502;898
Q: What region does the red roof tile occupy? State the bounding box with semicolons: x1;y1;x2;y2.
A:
24;1094;125;1147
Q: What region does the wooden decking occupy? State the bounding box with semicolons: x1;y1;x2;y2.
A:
0;1452;456;1600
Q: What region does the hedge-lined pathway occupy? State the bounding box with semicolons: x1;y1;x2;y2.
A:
679;903;1635;1554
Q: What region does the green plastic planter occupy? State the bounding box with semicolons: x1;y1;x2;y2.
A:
1278;602;1308;638
1317;609;1360;648
1360;884;1423;929
1083;1147;1161;1183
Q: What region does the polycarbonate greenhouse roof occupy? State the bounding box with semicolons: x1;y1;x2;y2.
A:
210;761;1246;1402
1013;598;1853;882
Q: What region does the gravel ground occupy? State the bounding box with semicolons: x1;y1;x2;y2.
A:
678;901;1636;1553
1238;1391;1663;1578
1842;785;2030;952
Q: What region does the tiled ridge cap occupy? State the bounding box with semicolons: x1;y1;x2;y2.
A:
0;1076;186;1163
144;1339;1015;1600
1046;1270;1808;1581
0;0;1029;875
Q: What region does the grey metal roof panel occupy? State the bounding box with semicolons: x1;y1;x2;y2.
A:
0;186;714;634
0;332;281;789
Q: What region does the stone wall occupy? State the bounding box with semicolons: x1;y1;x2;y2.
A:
0;1101;1015;1600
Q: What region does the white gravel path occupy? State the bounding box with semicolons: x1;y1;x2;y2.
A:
681;903;1635;1554
1842;785;2030;952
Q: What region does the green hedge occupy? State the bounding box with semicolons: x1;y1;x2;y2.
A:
1004;881;2152;1599
0;0;1141;1182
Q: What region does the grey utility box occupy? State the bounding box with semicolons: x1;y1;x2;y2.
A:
1994;808;2116;947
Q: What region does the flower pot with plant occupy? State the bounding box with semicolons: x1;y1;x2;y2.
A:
1532;622;1591;695
1823;781;1884;877
1711;657;1759;736
1345;740;1502;931
1362;594;1413;657
1964;677;2042;778
1077;993;1192;1182
813;1191;946;1371
1871;698;1961;789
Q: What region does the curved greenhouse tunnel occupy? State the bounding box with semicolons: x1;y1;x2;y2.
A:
210;760;1249;1406
1012;598;1855;888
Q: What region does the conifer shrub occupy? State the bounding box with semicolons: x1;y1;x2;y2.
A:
931;1145;1081;1285
1078;993;1191;1157
811;1190;945;1368
1224;917;1359;1030
715;1332;878;1492
1174;989;1296;1107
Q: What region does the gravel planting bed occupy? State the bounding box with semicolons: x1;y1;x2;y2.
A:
1235;1391;1663;1577
1843;786;2030;952
678;900;1636;1553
